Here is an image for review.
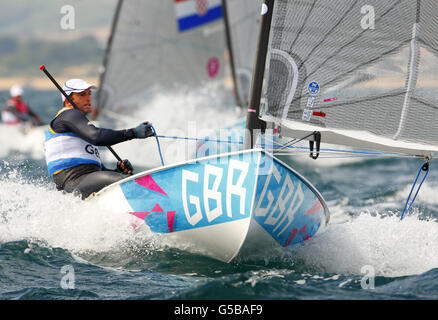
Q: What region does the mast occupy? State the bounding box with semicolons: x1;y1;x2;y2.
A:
93;0;123;120
244;0;274;149
221;0;243;109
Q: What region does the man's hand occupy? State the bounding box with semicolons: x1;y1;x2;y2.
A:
117;159;133;174
133;121;155;139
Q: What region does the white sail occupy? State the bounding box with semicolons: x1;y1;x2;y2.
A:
96;0;232;114
259;0;438;157
224;0;261;108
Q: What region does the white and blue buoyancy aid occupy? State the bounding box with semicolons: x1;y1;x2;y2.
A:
44;111;102;177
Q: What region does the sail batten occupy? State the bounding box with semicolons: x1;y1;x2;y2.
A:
260;0;438;154
394;1;421;140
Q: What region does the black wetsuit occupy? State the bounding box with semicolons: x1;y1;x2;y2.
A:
50;109;136;199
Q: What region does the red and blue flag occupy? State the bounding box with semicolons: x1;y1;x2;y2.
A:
174;0;223;32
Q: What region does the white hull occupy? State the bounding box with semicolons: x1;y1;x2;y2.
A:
92;149;329;262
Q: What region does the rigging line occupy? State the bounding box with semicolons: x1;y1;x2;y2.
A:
270;147;406;157
271;150;419;159
266;145;420;158
140;133;423;159
303;0;403;82
269;151;417;159
400;160;430;221
258;142;419;158
275;131;317;151
156;134;243;145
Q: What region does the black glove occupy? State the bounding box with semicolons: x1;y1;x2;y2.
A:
117;159;134;174
133;122;155;139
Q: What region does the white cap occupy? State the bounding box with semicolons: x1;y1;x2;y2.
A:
10;84;24;97
62;79;97;102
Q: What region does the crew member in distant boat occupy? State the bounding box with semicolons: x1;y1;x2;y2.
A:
44;78;155;199
1;84;43;127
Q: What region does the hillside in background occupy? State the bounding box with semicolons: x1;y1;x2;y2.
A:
0;0;117;41
0;35;104;78
0;0;117;85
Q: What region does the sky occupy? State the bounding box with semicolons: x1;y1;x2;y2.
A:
0;0;118;42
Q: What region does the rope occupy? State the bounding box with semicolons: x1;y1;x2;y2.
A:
156;134;244;145
400;161;430;221
149;133;421;159
148;129;431;221
148;125;165;166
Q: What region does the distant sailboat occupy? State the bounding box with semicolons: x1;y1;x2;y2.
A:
94;0;260;118
93;0;262;165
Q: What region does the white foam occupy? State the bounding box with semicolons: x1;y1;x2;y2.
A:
390;181;438;205
0;124;46;159
293;210;438;277
0;171;153;254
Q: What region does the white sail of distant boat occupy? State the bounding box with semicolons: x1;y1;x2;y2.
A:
95;0;261;117
222;0;261;109
93;0;262;164
256;0;438;159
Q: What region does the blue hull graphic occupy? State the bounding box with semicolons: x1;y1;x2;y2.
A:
94;149;329;262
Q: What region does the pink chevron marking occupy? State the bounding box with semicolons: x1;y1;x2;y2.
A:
284;228;298;247
129;212;150;220
304;201;322;215
152;203;163;212
135;175;168;196
299;224;312;241
167;211;176;233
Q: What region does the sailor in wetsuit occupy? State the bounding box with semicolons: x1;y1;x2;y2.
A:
44;79;154;199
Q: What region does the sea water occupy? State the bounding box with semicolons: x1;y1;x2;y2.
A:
0;89;437;301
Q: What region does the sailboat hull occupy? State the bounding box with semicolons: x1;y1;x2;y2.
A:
93;149;329;262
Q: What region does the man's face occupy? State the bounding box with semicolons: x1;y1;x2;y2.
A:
70;89;92;114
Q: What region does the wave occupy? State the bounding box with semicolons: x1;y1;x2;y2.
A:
0;171;154;254
291;208;438;278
